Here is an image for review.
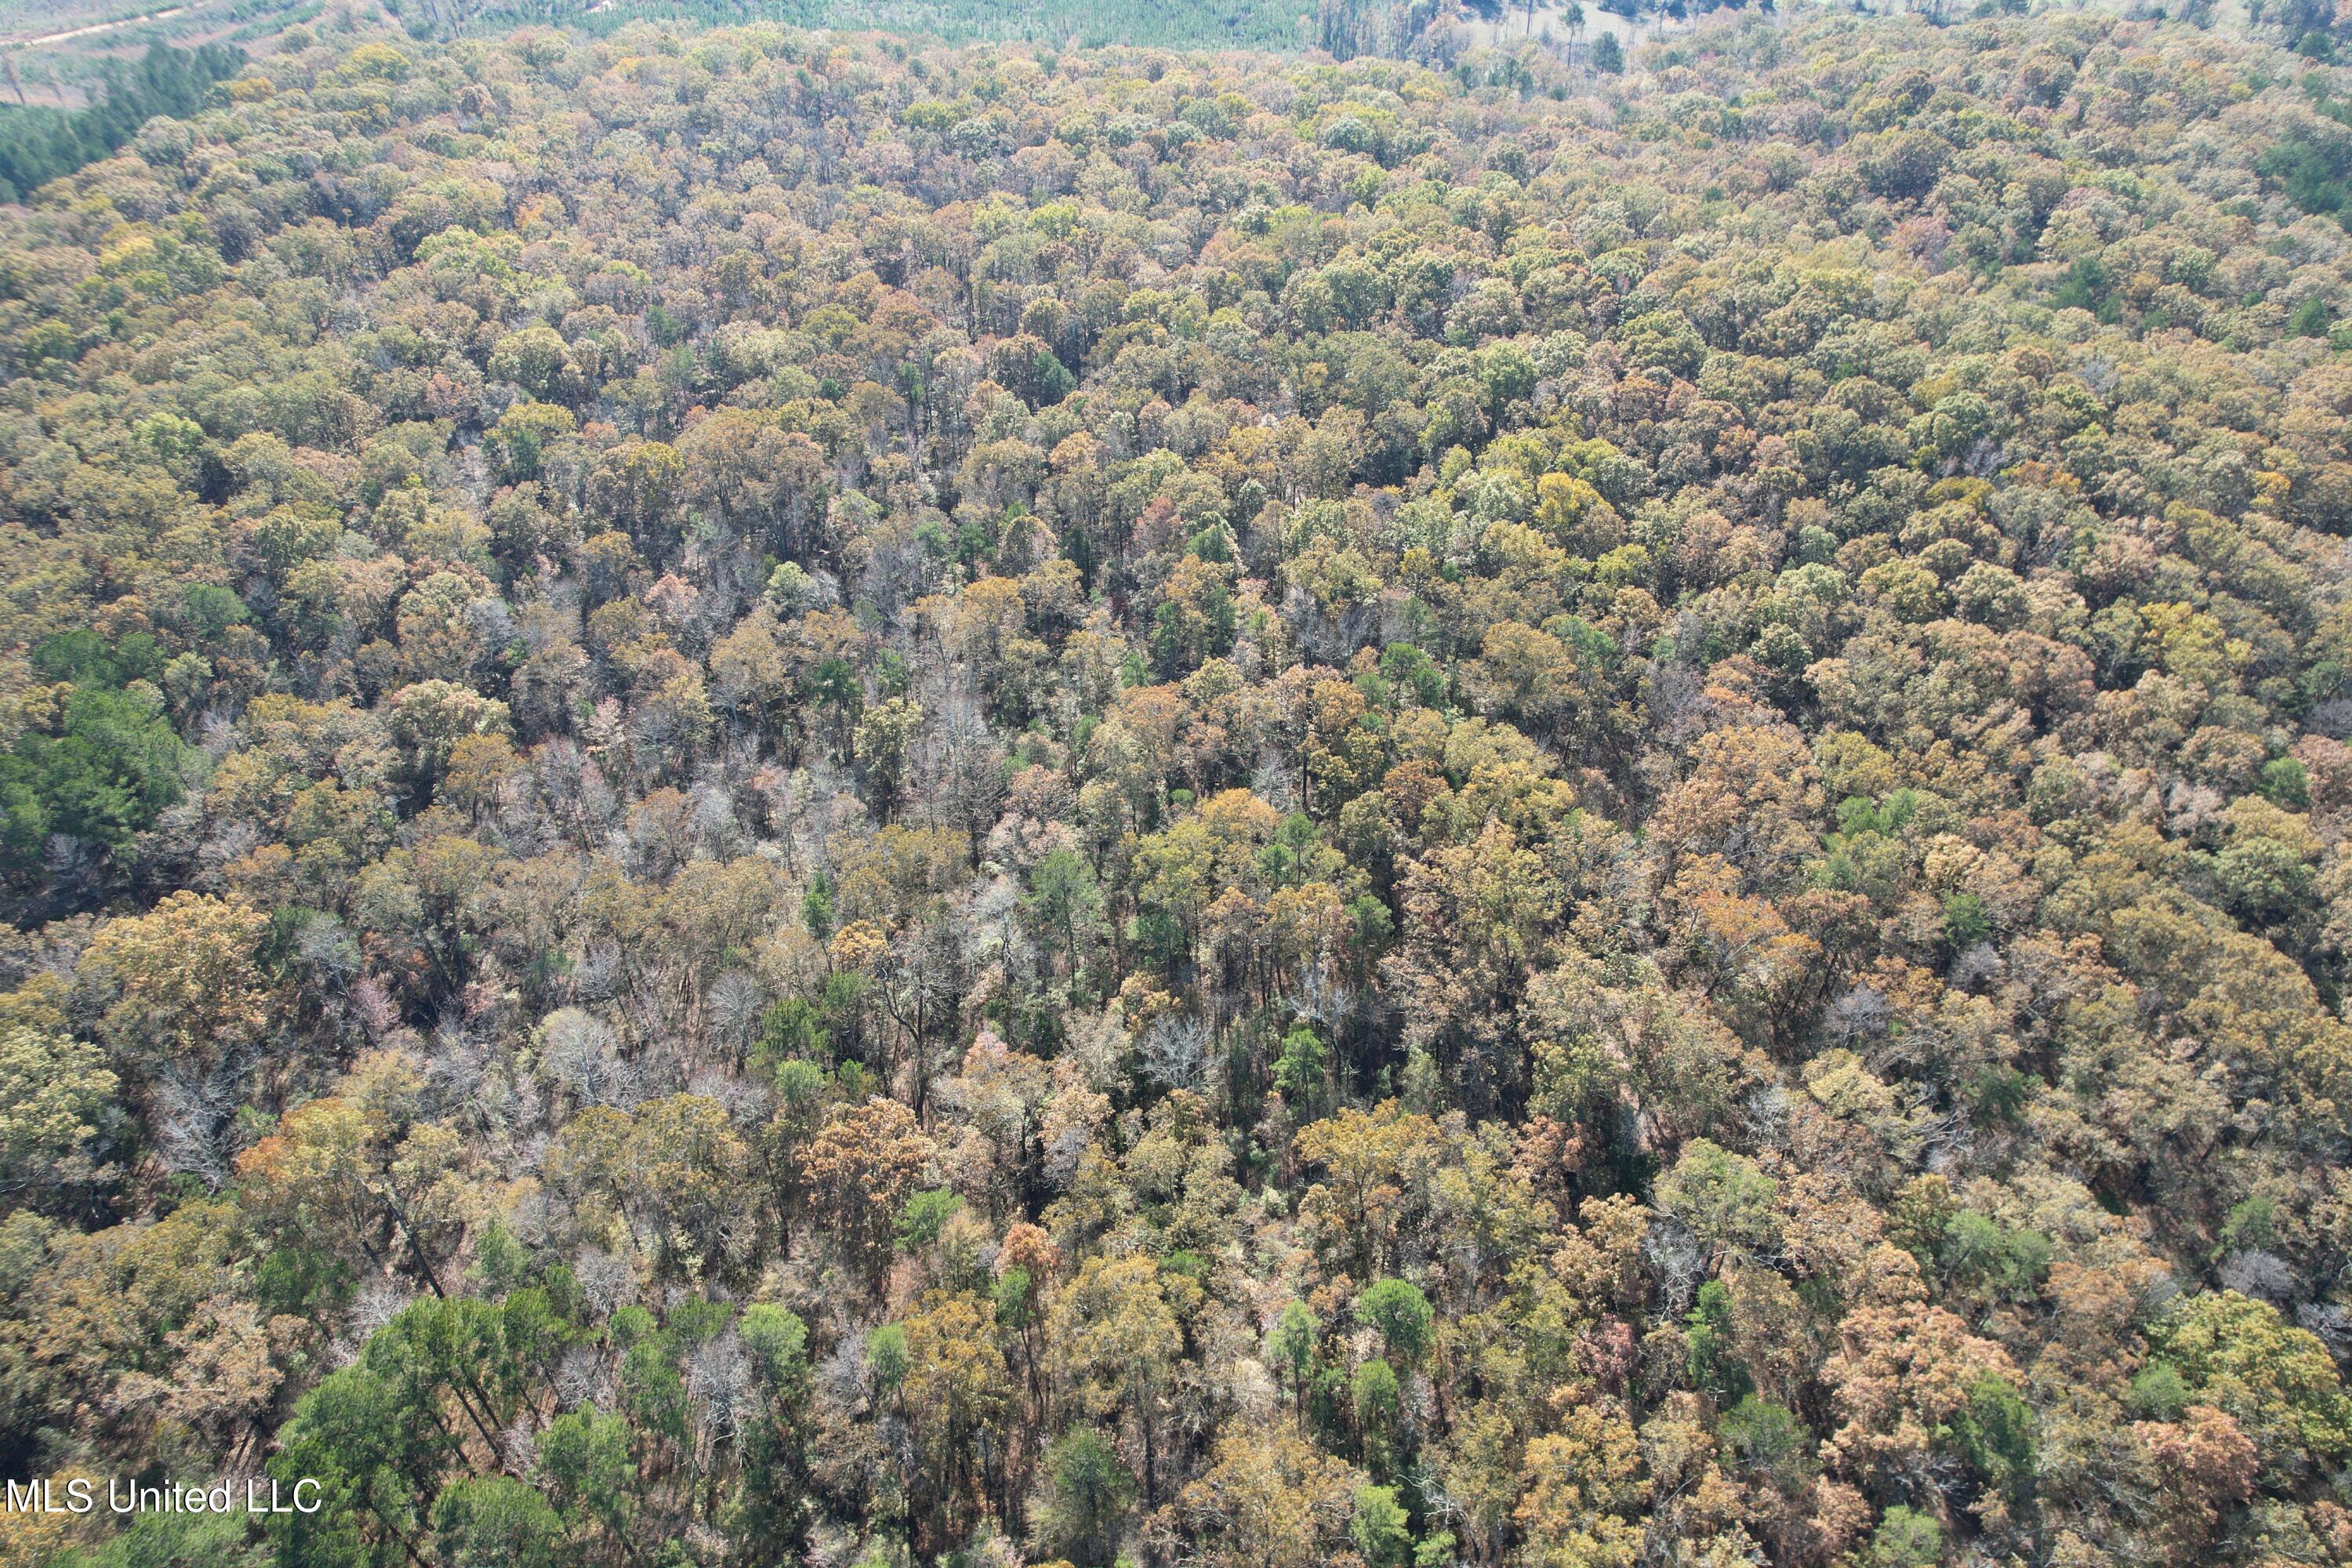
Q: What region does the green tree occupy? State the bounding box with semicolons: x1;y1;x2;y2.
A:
1356;1278;1433;1366
1350;1483;1412;1568
1269;1300;1319;1416
1030;1425;1135;1566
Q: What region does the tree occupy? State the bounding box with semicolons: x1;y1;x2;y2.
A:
1030;1425;1134;1566
854;697;924;816
1513;1398;1647;1568
1356;1277;1433;1367
1820;1247;2024;1493
78;892;275;1178
1292;1102;1445;1279
533;1407;638;1552
238;1091;472;1302
800;1098;938;1286
619;1094;753;1282
2146;1290;2352;1479
267;1349;450;1568
734;1303;815;1556
1864;1506;1941;1568
430;1475;566;1568
1026;846;1109;984
80;892;274;1080
1173;1428;1361;1568
1269;1299;1319;1418
1653;1139;1782;1267
0;1018;116;1203
1350;1483;1411;1568
898;1289;1014;1547
1050;1255;1183;1506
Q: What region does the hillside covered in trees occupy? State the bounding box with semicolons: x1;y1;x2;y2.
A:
2;9;2352;1568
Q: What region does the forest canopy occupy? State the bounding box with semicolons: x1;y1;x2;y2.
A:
0;8;2350;1568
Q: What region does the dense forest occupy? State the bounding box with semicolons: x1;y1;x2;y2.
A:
1;7;2350;1568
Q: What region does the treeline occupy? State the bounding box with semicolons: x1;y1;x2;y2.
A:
476;0;1309;48
0;42;243;204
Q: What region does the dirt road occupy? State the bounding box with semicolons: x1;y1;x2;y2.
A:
2;2;198;50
